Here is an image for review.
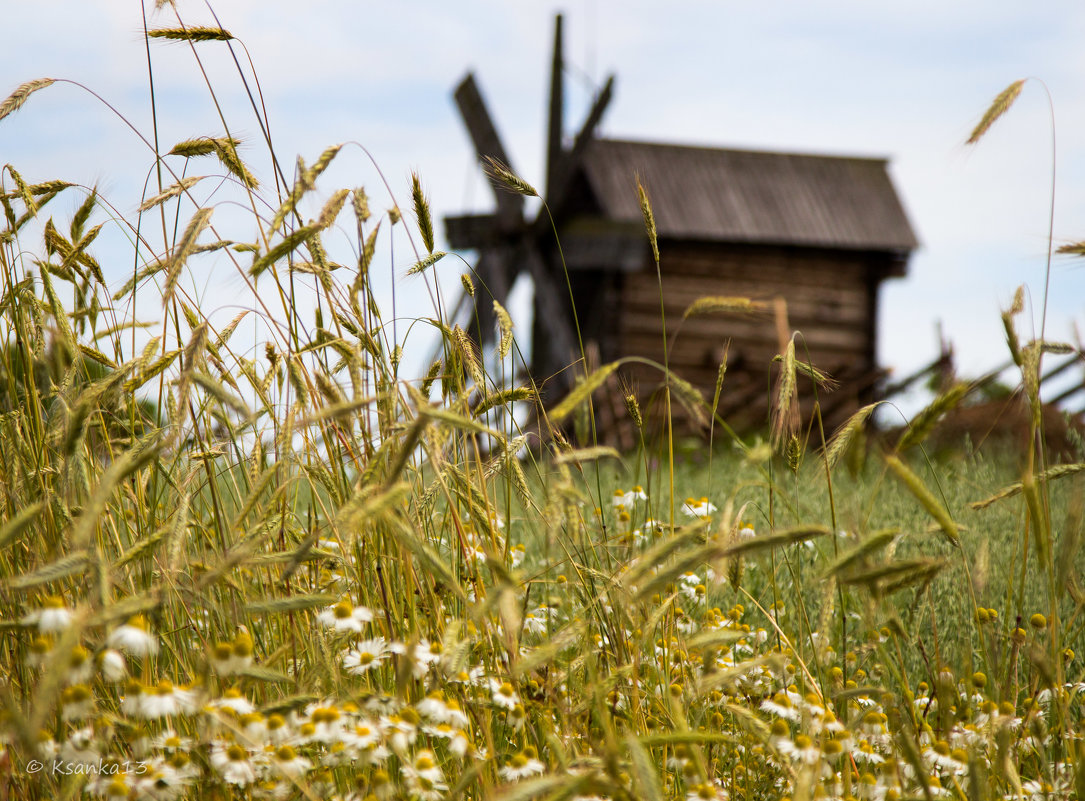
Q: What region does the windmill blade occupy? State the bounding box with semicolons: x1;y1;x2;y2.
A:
454;73;524;227
468;246;513;346
524;247;579;396
545;14;564;199
544;74;615;222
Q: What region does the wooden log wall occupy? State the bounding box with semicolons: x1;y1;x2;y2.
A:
600;241;893;437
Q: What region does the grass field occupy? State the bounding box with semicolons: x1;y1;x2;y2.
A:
0;11;1084;801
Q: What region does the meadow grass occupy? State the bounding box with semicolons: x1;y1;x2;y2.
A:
0;10;1083;801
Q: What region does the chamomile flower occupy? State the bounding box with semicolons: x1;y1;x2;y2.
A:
687;781;729;801
26;635;52;668
317;599;373;634
211;742;257;786
106;615;159;657
270;744;311;777
64;644;94;685
500;746;545;781
207;687;255;715
97;648;127;682
415;691;452;723
510;543;527;568
58;726;99;767
140;680;199;719
777;733;821;765
611;488;646;511
490;679;521;710
22;596;74;633
153;729;193;752
343;637;392;674
59;683;94;721
410;638;442;678
681;497;717;518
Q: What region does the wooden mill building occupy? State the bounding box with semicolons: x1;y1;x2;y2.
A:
559;139;917;435
446;16;916;440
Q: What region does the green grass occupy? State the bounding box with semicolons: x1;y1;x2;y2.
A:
0;11;1083;801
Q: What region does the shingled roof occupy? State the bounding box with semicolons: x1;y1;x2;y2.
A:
577;138;918;253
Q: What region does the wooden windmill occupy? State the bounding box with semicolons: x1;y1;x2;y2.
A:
445;14;612;400
447;15;917;437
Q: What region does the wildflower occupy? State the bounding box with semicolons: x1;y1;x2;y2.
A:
211;742;257;786
384;709;420;752
271;744;311;777
140;680;199;719
58;727;99;767
416;691;452;723
26;635;52;668
681;497;717;517
506;703;527;731
207;687;255;715
97;648;127;682
449;728;471;758
761;691;801;722
59;684;94;721
64;645;94;685
500;746;545;781
403;749;443;783
343;637;394;675
510;543;527;568
106;615;159;657
408;638;443;678
777;733;820;764
121;679;146;718
491;679;521;710
266;713;291;745
153;729;193;752
211;628;254;676
612;487;647;511
522;608;551;636
309;705;346;744
22;596;74;633
317;599;373;634
687;781;729;801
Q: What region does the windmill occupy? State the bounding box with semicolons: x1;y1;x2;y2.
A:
445;14;615;401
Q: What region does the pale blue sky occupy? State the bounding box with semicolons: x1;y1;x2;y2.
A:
3;2;1085;413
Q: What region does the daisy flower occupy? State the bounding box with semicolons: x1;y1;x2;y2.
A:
270;744;311;777
681;497;717;518
410;639;442;678
211;743;257;786
490;679;520;710
207;687;255;715
500;746;545;781
317;599;373;634
343;637;393;674
97;648;128;682
22;596;74;633
106;615;159;657
64;644;94;685
59;683;94;721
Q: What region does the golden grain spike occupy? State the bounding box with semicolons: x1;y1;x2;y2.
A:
682;296;758;318
771;339;797;449
147;26;234;41
0;78;55;124
884;454;961;548
636;176;659;266
493;300;514;359
966;79;1026;145
163;207;212;306
824;401;882;470
482;157;537;198
411;172;435;255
